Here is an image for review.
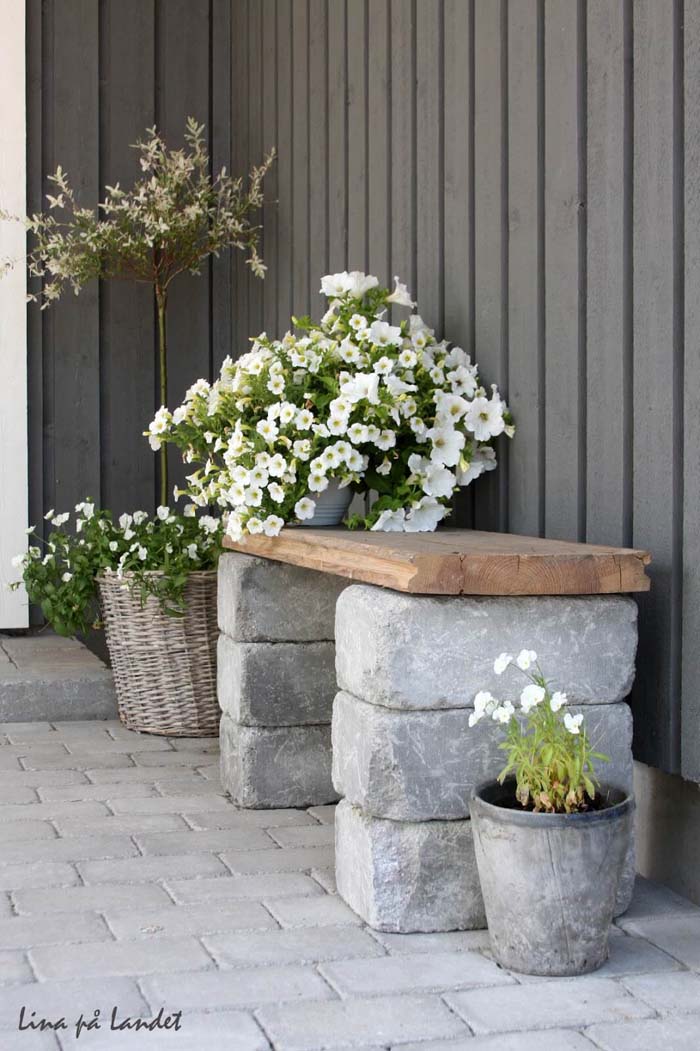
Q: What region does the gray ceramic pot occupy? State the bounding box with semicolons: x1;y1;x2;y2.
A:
298;479;353;527
469;779;634;976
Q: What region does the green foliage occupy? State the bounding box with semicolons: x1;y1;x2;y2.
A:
12;503;223;638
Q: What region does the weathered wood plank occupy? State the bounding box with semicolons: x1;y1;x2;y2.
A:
327;0;348;273
211;0;233;368
346;0;367;270
682;0;700;780
415;0;442;329
368;0;391;287
506;0;541;538
585;0;627;546
231;0;250;354
543;0;583;541
309;0;329;317
292;0;310;316
50;0;101;512
260;0;278;340
275;0;294;335
631;0;679;772
474;0;506;532
99;0;156;517
223;528;651;596
247;0;264;337
390;0;416;295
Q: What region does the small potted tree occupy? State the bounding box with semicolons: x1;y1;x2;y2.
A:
468;650;634;976
5;120;274;735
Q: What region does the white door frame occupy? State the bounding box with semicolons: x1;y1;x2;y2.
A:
0;0;29;628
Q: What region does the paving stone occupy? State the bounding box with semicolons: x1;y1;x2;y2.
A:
618;912;700;968
0;752;22;772
36;782;159;802
308;805;337;825
333;692;633;820
257;994;468;1050
0;976;148;1029
105;901;278;939
0;834;138;867
220;845;335;875
154;778;226;796
217;551;347;641
444;977;654;1034
0;893;13;918
0;862;80;892
311;868;337;894
0;911;110;950
0;785;39;803
264;895;362;928
336;586;638;710
268;825;336;848
0;769;90;787
133;750;219;768
218;636;337;726
107;794;232;815
133;828;276;856
183;808;317;830
335;800;485;932
220;716;338;809
0;800;110;823
30;936;212;981
0;949;33;983
60;736;171;754
399;1032;596;1051
85;766;212;785
12;882;173;916
622;875;700;921
621;970;700;1014
205;925;384;968
54;813;190;837
372;930;492;954
321;950;513;996
0;1032;58;1050
19;751;137;771
141;965;334;1011
513;929;681;980
78;852;229;885
585;1017;700;1051
56;1010;270;1051
166;736;220;751
0;819;57;843
0;720;54;735
165;872;324;904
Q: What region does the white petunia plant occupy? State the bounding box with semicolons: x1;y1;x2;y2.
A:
149;271;513;539
469;649;609;814
12;504;223;637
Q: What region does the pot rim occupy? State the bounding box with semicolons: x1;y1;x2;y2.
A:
471;777;635;828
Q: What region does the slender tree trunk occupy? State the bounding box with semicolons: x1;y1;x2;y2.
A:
156;288;168;507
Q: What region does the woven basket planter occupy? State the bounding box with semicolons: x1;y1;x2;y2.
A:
98;569;219;736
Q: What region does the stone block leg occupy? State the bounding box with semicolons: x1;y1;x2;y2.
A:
217;552;347;809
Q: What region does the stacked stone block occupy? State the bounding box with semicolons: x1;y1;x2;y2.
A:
217;552;348;808
332;584;639;932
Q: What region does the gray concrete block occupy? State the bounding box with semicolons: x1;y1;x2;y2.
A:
29;935;212;980
319;950;513;996
218;635;337;725
141;965;335;1011
334;799;486;932
332;693;634;821
204;925;384;968
218;551;348;641
335;586;638;710
220;714;338;809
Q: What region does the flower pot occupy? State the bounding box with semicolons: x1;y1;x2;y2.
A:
98;569;219;736
299;479;353;527
469;778;634;976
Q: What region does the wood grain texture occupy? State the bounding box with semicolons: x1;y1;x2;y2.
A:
223;528;650;596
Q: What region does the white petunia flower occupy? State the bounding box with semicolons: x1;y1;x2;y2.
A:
262;514;284;536
345;449;365;472
183;504;196;518
494;653;513;675
246;516;264;534
137;546;148;561
294;497;316;521
268;454;287;478
244;486;263;508
564;712;584;735
346;271;379;298
516;649;538;671
109;541;119;552
426;425;465;467
340;372;381;405
308;471;329;493
187;543;198;559
377;458;392;476
375;430;396;452
339;337;361;364
347;422;369;444
320;272;352;297
386;275;416;307
404;496;446;533
256;419;279;443
399;348;417;368
421;464;455;499
295;408;314;430
469;690;498;726
369;320;403;348
62;571;73;582
457;445;498;486
51;513;70;527
156;506;169;520
44;508;55;520
550;691;568;712
520;683;546;713
492;701;515;724
249;466;269;486
371;507;406;532
464;393;506;441
373;355;394;376
268;483;285;503
279;401;296;425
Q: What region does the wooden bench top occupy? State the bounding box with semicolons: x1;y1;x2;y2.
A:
223;528;651;596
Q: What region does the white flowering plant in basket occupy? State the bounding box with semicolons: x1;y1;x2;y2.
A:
11;503;222;638
469;649;610;814
149;271;513;539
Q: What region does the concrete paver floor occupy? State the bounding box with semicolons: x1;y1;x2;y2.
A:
0;720;699;1051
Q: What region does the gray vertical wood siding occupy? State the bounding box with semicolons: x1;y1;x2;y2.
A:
27;1;699;780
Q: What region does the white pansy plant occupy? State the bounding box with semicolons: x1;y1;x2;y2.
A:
469;649;609;814
11;504;223;638
150;271;513;539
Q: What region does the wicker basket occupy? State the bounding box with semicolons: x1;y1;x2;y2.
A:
98;569;219;736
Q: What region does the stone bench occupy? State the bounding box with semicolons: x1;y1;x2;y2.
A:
219;528;651;932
